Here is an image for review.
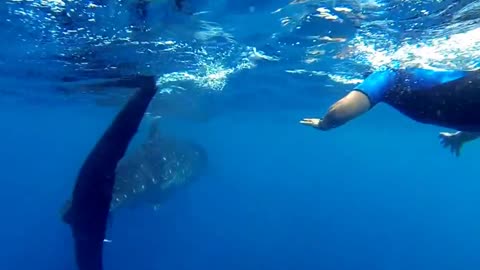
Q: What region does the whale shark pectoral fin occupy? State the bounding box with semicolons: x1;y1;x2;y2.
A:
142;189;167;209
147;116;163;141
60;199;73;224
106;213;114;229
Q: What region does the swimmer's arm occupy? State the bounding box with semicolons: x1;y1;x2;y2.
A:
300;90;371;130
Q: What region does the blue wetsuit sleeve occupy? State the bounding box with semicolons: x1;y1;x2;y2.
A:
354;69;397;106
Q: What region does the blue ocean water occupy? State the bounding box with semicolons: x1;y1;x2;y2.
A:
1;0;480;269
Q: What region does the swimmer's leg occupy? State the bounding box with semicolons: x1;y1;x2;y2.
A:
86;75;158;90
63;75;157;270
438;131;480;157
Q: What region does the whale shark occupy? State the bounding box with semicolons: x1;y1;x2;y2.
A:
61;75;207;270
110;119;208;211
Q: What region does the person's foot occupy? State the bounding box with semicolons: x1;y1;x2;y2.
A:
439;132;463;157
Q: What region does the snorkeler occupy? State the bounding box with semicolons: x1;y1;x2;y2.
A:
300;66;480;155
62;75;157;270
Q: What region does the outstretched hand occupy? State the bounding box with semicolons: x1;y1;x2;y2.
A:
439;132;462;157
300;118;321;126
300;118;322;129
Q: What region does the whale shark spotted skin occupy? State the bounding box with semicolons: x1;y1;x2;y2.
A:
111;126;207;211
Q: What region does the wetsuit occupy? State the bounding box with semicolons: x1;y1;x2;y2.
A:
355;68;480;132
63;75;157;270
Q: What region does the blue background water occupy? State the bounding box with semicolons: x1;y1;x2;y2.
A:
2;0;480;269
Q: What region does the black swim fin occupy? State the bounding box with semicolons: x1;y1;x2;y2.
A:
63;75;157;270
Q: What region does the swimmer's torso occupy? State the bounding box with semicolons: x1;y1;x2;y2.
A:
356;68;480;131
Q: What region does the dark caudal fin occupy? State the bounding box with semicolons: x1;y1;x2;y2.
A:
63;75;157;270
